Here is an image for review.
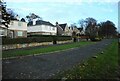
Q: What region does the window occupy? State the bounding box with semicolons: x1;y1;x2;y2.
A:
52;27;55;30
18;22;22;26
11;22;14;25
17;31;23;36
0;29;7;36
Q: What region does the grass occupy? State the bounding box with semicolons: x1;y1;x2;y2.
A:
53;39;119;79
2;41;95;58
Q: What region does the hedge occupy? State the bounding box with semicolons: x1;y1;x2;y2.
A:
27;34;71;38
2;36;72;45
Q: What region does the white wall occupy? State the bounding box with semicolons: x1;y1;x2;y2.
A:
27;25;57;35
0;25;7;36
8;20;27;31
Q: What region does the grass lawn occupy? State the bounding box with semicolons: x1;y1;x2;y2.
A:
53;39;119;79
2;41;95;58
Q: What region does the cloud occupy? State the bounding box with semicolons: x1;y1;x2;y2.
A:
19;8;32;11
101;8;114;13
4;0;119;3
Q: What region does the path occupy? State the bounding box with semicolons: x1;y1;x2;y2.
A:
2;39;113;79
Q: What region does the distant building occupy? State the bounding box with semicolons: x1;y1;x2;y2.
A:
77;27;85;35
27;20;57;35
56;22;72;36
56;22;64;36
72;26;79;34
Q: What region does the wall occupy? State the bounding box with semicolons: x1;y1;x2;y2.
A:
7;20;27;38
28;25;57;35
2;40;72;50
0;27;7;36
64;24;72;36
8;20;27;31
57;25;64;35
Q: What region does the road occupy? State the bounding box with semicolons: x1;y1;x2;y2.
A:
2;39;113;79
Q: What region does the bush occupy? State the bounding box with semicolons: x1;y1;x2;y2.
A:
28;34;71;38
2;36;72;45
90;37;102;41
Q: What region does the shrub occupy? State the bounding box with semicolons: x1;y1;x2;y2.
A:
2;36;72;45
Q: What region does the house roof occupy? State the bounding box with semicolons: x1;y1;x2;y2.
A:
59;23;67;31
27;20;55;27
77;27;83;32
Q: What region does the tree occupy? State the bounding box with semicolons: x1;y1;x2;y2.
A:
72;31;77;42
0;0;11;28
0;0;18;28
71;23;77;27
6;8;19;20
78;19;87;30
26;13;42;22
84;17;98;40
98;20;117;38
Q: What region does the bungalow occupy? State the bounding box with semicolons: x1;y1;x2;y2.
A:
27;20;57;35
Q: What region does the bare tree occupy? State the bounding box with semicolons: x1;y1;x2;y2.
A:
26;13;42;22
98;20;117;38
84;17;98;40
0;1;11;28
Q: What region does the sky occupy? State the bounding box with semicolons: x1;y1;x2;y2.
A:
3;0;119;31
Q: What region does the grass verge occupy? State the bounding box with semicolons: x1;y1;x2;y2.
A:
53;39;119;79
2;41;95;58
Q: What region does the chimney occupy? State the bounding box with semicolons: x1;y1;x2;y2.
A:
15;15;19;20
56;22;58;26
33;19;37;25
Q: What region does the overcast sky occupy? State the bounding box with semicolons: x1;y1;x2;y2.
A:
4;0;119;31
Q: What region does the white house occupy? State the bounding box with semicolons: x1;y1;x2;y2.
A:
7;20;27;38
0;20;27;38
0;6;27;38
27;20;57;35
0;24;7;37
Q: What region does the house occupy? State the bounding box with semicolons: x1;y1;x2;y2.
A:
77;27;85;35
0;20;27;38
0;8;27;38
72;26;79;34
7;20;27;38
27;20;57;35
56;22;64;36
56;22;72;36
0;24;7;37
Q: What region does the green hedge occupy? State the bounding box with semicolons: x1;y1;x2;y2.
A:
28;34;71;38
2;36;72;45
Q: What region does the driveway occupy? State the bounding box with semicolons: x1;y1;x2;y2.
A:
2;39;113;79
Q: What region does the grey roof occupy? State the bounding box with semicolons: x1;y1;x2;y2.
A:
77;27;83;32
27;20;55;27
59;23;67;31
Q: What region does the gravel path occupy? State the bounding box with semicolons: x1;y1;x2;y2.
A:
2;39;113;79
